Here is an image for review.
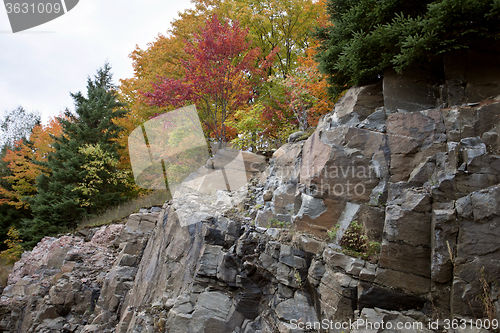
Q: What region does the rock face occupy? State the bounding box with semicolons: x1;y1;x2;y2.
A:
1;68;500;332
270;97;500;319
0;224;128;332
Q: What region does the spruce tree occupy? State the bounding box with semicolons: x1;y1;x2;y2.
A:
25;64;128;246
316;0;500;96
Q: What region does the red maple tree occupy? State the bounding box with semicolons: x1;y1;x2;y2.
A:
144;14;275;144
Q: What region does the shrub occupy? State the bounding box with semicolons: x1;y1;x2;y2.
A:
0;226;23;264
340;221;368;252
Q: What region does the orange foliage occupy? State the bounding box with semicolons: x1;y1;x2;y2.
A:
115;7;208;166
0;116;63;209
296;42;336;126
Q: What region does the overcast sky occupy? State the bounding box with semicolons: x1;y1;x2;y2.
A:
0;0;194;124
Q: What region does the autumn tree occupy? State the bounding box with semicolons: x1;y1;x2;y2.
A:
226;0;323;77
74;143;128;208
116;35;190;163
0;226;23;264
171;0;323;77
0;116;63;209
250;41;334;146
0;107;41;250
145;14;269;145
0;106;41;207
116;0;323;157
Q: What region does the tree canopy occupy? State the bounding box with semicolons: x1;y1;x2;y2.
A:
145;14;270;144
316;0;500;95
26;64;128;246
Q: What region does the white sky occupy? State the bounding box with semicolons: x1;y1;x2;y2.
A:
0;0;194;124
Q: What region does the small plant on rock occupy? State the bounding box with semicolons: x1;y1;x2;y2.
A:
270;218;288;228
154;316;166;333
340;221;368;253
476;267;498;322
294;268;304;289
365;241;381;262
327;224;340;240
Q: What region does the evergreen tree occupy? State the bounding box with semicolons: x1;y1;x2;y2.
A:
316;0;500;95
25;64;128;246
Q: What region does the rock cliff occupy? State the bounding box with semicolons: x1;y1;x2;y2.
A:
1;65;500;332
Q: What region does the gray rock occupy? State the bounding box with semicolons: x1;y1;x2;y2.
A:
334;82;383;120
383;67;442;113
287;131;305;143
254;208;274;228
275;291;318;323
295;194;327;219
358;108;387;132
196;245;223;277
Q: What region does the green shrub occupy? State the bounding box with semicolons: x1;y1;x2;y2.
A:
337;221;381;261
340;221;367;252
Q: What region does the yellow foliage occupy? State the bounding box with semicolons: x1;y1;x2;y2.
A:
0;227;23;264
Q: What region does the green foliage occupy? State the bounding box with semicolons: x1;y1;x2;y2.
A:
293;268;304;288
337;221;381;261
227;104;267;152
0;227;23;264
25;64;129;247
316;0;500;95
327;223;339;240
269;218;289;228
74;143;129;209
367;241;381;257
340;221;368;252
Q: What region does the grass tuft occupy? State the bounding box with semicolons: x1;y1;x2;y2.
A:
77;190;171;230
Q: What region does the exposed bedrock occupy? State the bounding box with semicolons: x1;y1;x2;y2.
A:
1;64;500;332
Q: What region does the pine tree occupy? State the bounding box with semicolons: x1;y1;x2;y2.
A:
25;64;128;246
316;0;500;96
